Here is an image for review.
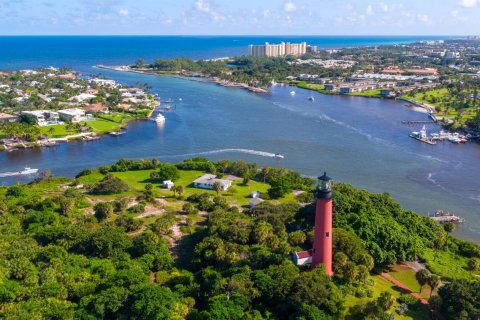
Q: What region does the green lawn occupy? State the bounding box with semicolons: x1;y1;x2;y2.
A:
39;124;81;138
349;89;382;97
79;169;295;206
344;275;431;320
87;119;125;134
389;266;430;299
296;81;337;95
402;88;449;108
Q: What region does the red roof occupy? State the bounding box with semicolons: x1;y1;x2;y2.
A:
296;250;312;259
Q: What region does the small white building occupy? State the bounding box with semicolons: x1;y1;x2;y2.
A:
162;180;174;189
193;174;232;191
58;108;85;123
249;197;264;208
250;191;261;198
292;250;312;266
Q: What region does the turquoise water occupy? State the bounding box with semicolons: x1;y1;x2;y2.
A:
0;36;478;243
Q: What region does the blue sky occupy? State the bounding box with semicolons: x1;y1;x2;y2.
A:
0;0;479;35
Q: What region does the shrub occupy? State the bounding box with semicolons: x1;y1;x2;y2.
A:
94;202;113;221
91;174;130;195
129;204;145;214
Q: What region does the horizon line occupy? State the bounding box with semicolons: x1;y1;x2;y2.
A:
0;34;466;37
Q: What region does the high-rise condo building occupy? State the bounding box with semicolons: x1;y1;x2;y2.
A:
248;42;307;57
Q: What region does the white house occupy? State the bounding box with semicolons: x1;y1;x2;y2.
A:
58;108;85;123
162;180;174;189
22;110;59;126
292;250;312;266
193;174;232;191
68;93;96;102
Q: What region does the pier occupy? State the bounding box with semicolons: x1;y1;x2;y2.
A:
402;120;436;125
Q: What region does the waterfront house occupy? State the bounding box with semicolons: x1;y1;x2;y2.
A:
193;174;232;191
22;110;59;126
380;89;396;98
58;108;85;123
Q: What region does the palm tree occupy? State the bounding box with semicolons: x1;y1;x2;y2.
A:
416;269;430;293
427;274;441;297
261;167;271;183
176;186;184;198
213;182;222;196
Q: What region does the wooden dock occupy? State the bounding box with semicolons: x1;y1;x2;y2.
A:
402;120;436;125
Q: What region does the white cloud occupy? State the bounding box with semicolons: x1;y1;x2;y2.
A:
119;9;129;17
193;0;224;21
417;13;432;24
460;0;478;7
283;1;297;13
366;5;375;15
194;0;211;13
451;10;469;22
380;2;389;12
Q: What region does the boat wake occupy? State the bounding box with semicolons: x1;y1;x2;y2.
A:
160;148;277;159
0;172;19;178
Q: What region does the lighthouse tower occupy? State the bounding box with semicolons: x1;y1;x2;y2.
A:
312;172;334;276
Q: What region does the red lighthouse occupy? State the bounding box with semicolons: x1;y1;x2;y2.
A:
312;172;334;276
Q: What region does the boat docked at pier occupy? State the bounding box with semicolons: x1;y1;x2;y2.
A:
429;210;465;223
409;125;436;145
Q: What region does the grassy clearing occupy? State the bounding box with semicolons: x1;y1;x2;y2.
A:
78;169;295;207
423;248;479;280
344;275;431;320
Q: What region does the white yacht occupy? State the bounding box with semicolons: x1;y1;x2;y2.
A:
20;167;39;175
273;153;285;159
154;114;165;123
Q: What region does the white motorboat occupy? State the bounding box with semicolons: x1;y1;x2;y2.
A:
154;114;165;123
20;167;39;175
273;153;285;159
290;91;296;96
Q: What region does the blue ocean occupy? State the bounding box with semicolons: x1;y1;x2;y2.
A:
0;35;451;71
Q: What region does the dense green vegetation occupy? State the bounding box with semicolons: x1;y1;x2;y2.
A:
143;56;353;87
0;158;478;319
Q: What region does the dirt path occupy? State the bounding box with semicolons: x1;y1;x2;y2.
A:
381;272;429;305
